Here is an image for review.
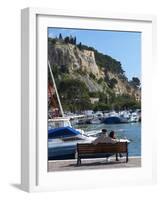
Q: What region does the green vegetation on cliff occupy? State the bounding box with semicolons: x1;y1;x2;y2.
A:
77;43;125;75
48;36;141;112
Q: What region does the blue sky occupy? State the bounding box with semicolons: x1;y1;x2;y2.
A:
48;28;141;81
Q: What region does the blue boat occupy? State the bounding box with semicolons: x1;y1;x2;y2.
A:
48;126;80;139
103;116;122;124
48;122;95;160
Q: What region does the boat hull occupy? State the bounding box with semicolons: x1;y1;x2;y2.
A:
103;116;121;124
48;144;76;160
48;126;95;160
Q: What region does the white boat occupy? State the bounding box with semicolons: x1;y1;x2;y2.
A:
129;112;140;122
48;117;96;160
48;117;72;129
90;118;102;124
119;111;131;123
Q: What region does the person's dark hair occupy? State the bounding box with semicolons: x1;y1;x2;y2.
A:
109;131;116;139
102;129;107;134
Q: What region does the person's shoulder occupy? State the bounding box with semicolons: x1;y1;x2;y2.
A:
106;136;118;143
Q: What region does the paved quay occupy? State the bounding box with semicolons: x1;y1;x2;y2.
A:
48;156;141;172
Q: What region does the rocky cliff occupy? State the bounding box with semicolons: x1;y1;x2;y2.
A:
48;38;141;103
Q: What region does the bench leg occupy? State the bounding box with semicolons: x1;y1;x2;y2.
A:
77;157;81;166
116;153;119;161
77;158;79;166
126;152;128;163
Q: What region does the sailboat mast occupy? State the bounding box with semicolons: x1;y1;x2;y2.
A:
48;60;64;117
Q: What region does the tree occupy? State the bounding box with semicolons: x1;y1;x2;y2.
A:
73;36;76;45
111;94;141;110
108;78;118;89
58;79;92;112
69;35;74;44
70;38;74;44
64;36;70;43
50;38;56;45
89;91;100;98
129;77;141;88
59;33;63;40
78;42;82;50
97;77;104;84
51;64;59;78
93;102;111;111
60;65;69;73
89;72;96;80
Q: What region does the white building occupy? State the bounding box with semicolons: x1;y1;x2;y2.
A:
90;97;99;104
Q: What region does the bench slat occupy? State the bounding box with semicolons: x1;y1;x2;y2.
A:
77;143;127;153
76;142;128;165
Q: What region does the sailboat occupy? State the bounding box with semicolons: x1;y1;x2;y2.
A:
48;60;95;160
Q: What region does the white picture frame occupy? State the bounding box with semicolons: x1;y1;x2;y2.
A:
21;7;157;192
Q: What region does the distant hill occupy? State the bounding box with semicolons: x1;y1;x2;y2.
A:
48;36;141;112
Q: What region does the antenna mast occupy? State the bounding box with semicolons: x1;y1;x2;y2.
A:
48;60;64;117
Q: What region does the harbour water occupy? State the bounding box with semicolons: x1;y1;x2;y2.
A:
73;122;141;156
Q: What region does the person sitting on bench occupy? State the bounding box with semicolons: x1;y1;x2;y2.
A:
93;130;122;161
93;129;119;144
108;131;123;159
92;129;109;144
106;130;119;143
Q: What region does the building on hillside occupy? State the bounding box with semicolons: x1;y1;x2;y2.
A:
90;97;99;104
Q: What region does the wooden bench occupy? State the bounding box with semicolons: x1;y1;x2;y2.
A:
76;142;128;166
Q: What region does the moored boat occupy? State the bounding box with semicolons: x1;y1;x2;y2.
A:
128;112;140;123
102;116;122;124
90;118;102;124
48;118;95;160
